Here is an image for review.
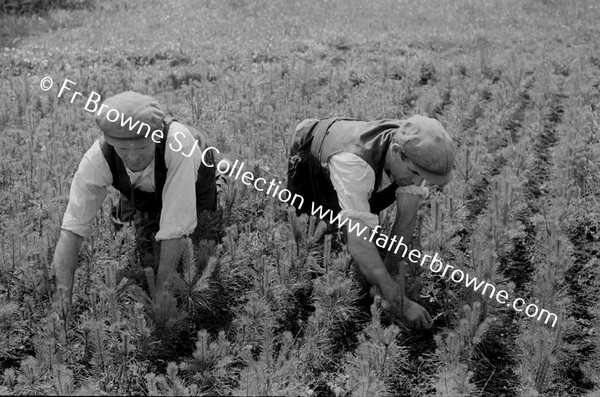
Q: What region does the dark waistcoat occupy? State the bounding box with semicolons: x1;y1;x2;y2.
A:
303;118;400;215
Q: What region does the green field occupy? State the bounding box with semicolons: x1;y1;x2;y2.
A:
1;0;600;395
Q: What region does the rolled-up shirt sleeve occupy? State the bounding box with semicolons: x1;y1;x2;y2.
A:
61;140;112;238
155;123;203;241
328;153;379;229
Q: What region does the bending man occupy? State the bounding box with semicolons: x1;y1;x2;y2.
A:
51;91;220;309
287;115;455;330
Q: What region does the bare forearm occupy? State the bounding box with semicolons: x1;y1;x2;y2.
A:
347;227;402;305
155;237;186;292
51;229;83;303
384;193;420;277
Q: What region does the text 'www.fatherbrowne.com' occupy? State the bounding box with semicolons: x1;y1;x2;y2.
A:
309;202;559;328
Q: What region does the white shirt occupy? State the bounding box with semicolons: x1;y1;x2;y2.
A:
61;122;205;241
328;152;428;229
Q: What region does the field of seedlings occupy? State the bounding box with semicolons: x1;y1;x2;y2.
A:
1;0;600;395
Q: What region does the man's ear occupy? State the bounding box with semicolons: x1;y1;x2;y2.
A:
390;142;403;158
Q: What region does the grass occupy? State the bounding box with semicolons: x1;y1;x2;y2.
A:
1;0;600;395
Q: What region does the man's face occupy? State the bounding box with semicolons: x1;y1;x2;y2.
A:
113;141;156;172
388;143;424;186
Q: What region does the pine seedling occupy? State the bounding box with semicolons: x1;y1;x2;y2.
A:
433;302;493;397
313;270;361;331
143;267;188;344
172;237;217;317
272;222;335;340
7;312;74;395
97;262;129;323
421;193;468;270
145;362;201;396
78;261;129;374
72;254;154;393
80;315;111;373
300;306;335;373
31;311;69;371
467;200;518;320
14;356;49;395
485;179;527;258
183;329;237;393
299;262;362;374
339;298;408;396
515;216;573;395
219;172;237;227
1;368;17;394
233;292;275;349
418;193;470;326
0;300;20;360
579;286;600;391
287;208;328;259
51;364;75;396
233;318;307;396
217;225;272;324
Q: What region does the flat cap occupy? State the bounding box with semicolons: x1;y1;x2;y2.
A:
395;114;456;185
95;91;164;148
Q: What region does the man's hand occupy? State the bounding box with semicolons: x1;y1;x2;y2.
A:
345;216;434;331
380;295;432;330
401;298;432;330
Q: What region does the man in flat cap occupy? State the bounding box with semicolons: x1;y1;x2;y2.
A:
287;115;455;330
51;91;220;308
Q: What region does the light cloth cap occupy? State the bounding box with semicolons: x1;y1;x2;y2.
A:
395;114;455;185
95;91;164;149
